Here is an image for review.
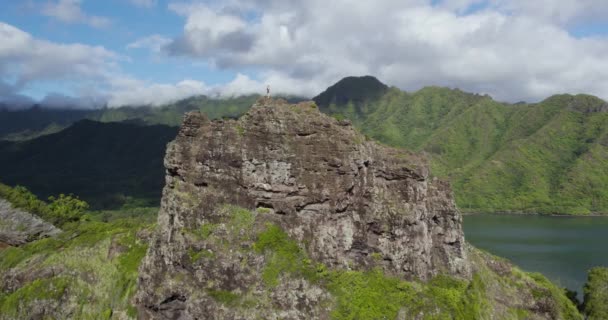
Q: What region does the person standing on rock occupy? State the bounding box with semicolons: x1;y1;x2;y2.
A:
266;85;270;98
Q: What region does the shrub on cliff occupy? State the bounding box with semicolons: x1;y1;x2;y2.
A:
0;182;88;227
0;184;47;217
584;267;608;319
46;194;89;226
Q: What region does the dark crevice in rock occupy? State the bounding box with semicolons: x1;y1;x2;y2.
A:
161;294;187;305
193;181;208;187
255;201;274;210
432;215;440;225
148;293;187;313
296;132;316;137
167;167;180;178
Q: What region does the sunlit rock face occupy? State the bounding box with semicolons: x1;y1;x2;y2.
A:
136;98;469;319
0;198;60;246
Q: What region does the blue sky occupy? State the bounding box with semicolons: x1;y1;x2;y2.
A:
1;0;608;108
0;0;239;101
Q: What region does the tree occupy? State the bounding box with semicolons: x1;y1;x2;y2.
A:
584;267;608;319
47;194;89;226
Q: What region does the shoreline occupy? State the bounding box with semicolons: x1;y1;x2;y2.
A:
461;210;608;217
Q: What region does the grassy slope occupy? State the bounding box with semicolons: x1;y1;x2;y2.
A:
0;215;154;319
319;84;608;215
0;184;156;319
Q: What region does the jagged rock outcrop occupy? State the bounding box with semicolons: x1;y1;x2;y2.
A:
136;98;470;319
0;198;60;246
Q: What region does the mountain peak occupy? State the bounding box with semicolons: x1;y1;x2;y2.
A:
313;75;389;109
541;94;608;113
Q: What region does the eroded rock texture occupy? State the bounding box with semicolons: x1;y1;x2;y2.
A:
136;98;470;319
0;198;60;246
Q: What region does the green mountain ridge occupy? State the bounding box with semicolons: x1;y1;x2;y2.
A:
0;95;262;141
0;94;310;141
0;120;178;209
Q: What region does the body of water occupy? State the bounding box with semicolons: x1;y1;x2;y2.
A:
463;214;608;297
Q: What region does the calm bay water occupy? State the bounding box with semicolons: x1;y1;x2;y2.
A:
463;214;608;296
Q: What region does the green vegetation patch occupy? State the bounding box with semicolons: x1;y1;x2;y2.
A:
418;273;490;320
187;205;255;241
327;271;491;320
253;223;317;286
251;220;494;320
584;267;608;320
255;207;272;214
0;183;88;227
207;289;241;306
529;272;583;320
115;229;149;303
326;269;416;320
235;124;245;136
0;276;71;318
224;205;256;233
188;247;214;262
0;190;151;319
189;222;217;240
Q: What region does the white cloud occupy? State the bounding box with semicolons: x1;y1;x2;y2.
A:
39;92;105;109
104;72;318;107
162;0;608;102
0;22;116;88
42;0;111;28
489;0;608;26
0;22;268;108
127;35;172;53
106;77;209;107
0;80;35;109
436;0;608;25
128;0;157;8
0;23;261;109
432;0;486;13
166;3;254;56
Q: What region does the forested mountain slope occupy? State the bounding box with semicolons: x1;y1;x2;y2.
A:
0;120;177;209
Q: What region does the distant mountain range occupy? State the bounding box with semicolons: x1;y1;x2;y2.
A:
0;94;312;141
0;95;260;140
0;120;177;209
1;76;607;214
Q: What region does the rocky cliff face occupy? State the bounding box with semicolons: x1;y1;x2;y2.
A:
0;198;60;246
136;98;471;318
